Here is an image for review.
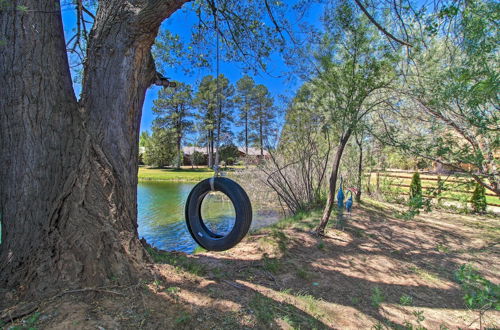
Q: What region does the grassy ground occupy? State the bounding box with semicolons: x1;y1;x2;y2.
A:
138;166;214;182
2;199;499;329
137;166;247;182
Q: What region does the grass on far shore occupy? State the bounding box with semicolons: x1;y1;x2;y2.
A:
138;165;247;182
138;166;214;182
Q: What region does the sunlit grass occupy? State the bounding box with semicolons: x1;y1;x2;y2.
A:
138;166;213;182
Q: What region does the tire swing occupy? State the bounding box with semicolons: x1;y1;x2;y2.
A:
185;177;252;251
185;2;252;251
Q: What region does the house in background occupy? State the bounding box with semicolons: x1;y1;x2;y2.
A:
182;146;208;166
237;147;270;163
181;146;270;166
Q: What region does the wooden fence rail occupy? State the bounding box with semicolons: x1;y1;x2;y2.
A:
365;171;500;208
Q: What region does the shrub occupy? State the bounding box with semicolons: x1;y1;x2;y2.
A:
409;172;423;212
191;150;206;167
219;144;240;163
455;264;499;311
400;294;413;306
470;183;487;214
371;287;385;308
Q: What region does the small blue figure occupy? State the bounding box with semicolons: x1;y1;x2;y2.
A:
337;177;345;209
345;190;353;214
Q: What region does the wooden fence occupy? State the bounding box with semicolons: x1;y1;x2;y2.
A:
365;171;500;208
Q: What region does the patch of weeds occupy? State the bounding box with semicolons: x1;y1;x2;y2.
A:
455;264;499;310
146;247;206;276
317;241;325;250
262;254;282;274
350;296;361;305
296;266;312;280
166;286;181;294
193;246;206;254
249;295;276;324
175;311;191;325
402;310;427;330
281;315;297;328
395;209;420;221
372;321;385;330
152;279;162;290
348;227;366;238
295;292;323;318
435;244;449;253
250;293;323;329
390;249;403;256
210;267;226;280
371;287;385;308
221;311;240;328
409;265;441;283
9;312;41;330
399;294;413;306
271;229;288;254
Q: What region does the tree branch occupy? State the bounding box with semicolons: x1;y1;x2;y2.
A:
353;0;412;47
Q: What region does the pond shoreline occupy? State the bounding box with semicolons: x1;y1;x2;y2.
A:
137;180;282;254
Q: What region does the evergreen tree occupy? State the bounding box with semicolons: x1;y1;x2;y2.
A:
142;126;176;168
250;84;276;156
235;75;257;154
409;172;423;211
193;74;235;167
471;183;487;213
152;82;194;168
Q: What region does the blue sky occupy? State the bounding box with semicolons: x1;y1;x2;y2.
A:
61;3;324;141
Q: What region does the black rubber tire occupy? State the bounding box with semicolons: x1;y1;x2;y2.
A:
185;177;252;251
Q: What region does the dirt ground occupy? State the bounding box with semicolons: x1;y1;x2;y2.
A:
2;199;499;329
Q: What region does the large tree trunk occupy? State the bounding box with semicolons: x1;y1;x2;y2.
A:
315;130;352;235
0;0;187;299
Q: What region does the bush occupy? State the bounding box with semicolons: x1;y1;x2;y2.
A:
191;151;205;167
409;172;423;212
219;144;240;163
471;183;487;214
455;264;499;310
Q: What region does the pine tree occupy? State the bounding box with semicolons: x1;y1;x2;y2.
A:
235;75;257;154
250;84;276;156
193;74;235;167
152;82;194;168
409;172;423;211
471;183;487;213
142;126;176;167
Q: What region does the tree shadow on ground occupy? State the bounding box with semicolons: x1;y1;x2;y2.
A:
2;201;497;329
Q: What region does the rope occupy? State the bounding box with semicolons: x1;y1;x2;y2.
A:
213;0;222;178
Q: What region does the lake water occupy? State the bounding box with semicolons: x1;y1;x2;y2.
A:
137;181;282;253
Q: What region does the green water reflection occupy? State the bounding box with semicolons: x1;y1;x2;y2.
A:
137;181;280;253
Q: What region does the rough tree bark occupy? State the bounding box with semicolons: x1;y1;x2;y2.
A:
0;0;188;298
315;129;352;235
